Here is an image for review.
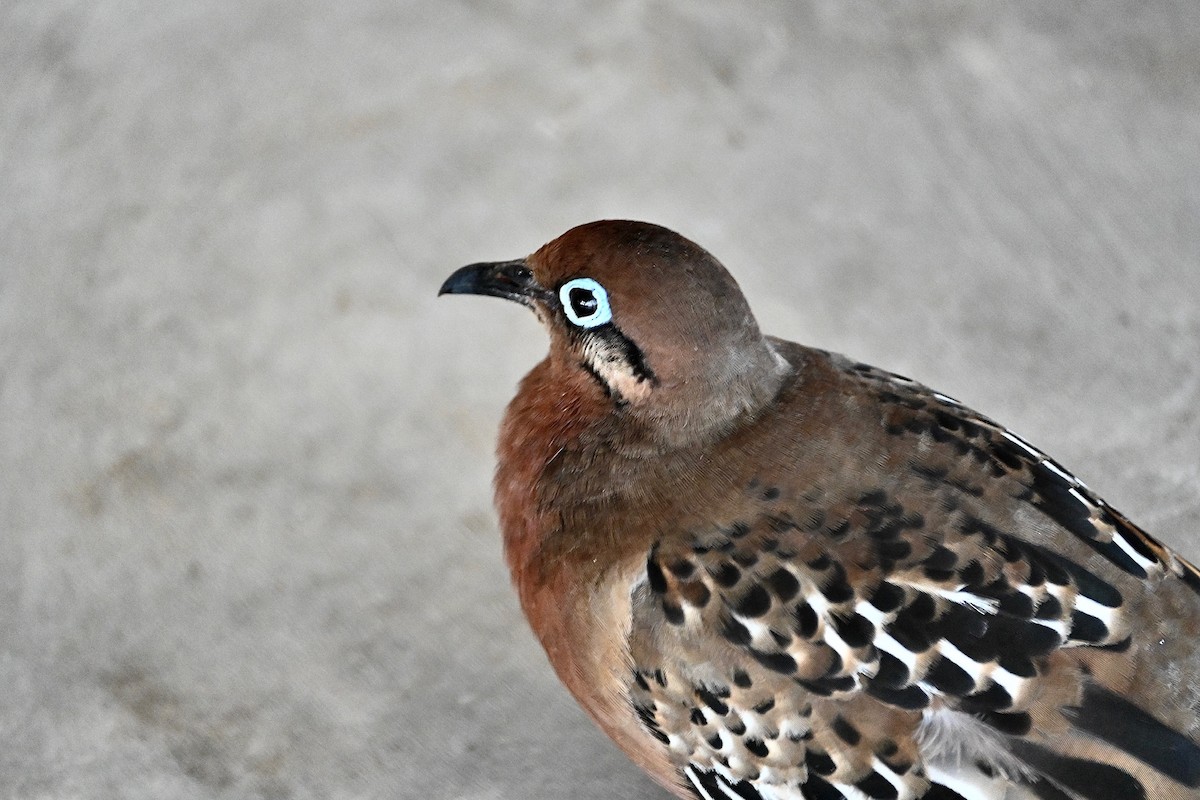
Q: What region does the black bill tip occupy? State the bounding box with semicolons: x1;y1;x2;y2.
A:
438;259;539;304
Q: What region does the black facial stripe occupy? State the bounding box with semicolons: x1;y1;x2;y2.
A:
589;323;658;385
571;322;658;405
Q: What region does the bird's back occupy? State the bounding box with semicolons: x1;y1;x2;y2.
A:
518;341;1200;800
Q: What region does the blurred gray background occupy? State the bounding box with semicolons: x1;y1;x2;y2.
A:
2;2;1198;798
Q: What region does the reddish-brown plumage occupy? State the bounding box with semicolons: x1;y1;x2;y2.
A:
441;220;1200;800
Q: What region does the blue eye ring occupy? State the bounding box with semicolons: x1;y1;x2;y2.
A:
559;277;612;329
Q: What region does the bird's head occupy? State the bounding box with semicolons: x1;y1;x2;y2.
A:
440;220;790;447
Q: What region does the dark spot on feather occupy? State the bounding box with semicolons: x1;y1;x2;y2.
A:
754;698;775;714
766;568;801;602
958;560;985;585
832;715;861;745
997;592;1034;618
934;411;960;431
697;687;729;716
825;519;851;539
868;518;905;540
925;546;958;570
976;710;1032;736
654;669;667;686
706;732;723;749
1094;636;1131;653
911;461;949;481
806;749;837;777
886;615;933;653
762;486;781;501
1035;595;1062;619
732;550;758;568
866;682;929;709
998;654;1036;678
732;669;752;688
662;601;684;625
633;671;650;692
796;674;855;695
803;510;826;531
667;559;695;579
711;562;741;587
1026;559;1046;587
859;489;888;506
807;553;832;571
722;616;752;646
959;682;1014;712
906;593;937;622
744;738;769;758
646;556;667;594
635;704;667;744
925;656;976;695
690;707;706;725
869;582;905;613
766;514;795;533
831;613;874;648
856;771;899;799
750;649;797;675
726;521;751;539
822;562;855;603
795;601;819;638
1068;610;1109;643
735;585;772;617
991;440;1026;470
727;718;746;736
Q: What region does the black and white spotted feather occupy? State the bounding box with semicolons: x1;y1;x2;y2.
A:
625;351;1200;800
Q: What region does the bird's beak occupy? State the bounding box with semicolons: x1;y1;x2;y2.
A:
438;259;541;305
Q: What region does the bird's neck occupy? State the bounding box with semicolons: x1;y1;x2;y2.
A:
625;336;792;453
493;341;792;608
494;357;614;605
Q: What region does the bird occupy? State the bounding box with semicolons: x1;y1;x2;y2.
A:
439;220;1200;800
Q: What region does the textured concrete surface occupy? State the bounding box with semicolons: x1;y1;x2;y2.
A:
2;2;1198;798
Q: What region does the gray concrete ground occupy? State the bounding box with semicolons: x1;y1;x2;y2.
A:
2;2;1198;798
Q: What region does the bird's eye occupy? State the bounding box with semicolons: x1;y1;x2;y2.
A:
559;277;612;329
